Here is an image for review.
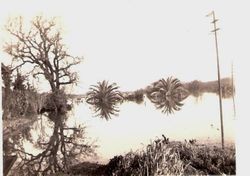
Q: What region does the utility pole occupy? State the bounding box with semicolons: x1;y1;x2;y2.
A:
207;11;224;149
231;62;236;119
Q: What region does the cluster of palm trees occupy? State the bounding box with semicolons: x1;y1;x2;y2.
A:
86;77;188;119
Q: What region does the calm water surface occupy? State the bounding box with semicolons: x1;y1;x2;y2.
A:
26;93;235;163
67;93;235;163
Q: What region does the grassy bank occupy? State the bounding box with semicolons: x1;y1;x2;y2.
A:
56;137;235;176
105;139;235;175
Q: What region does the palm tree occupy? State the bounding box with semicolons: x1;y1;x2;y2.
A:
147;77;186;114
86;81;123;120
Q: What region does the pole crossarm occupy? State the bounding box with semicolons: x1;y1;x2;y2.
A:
211;28;220;33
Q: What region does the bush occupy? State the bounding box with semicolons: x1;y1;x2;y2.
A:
185;80;203;97
123;89;145;104
12;73;26;91
1;63;12;90
3;89;40;119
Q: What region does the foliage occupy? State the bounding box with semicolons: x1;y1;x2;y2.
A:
2;89;40;119
3;16;96;176
3;89;95;176
1;63;12;90
105;137;236;175
123;89;145;104
185;80;202;97
12;73;26;90
184;78;234;99
39;90;70;119
1;63;42;119
146;77;187;114
3;118;36;155
2;63;13;119
86;80;123;120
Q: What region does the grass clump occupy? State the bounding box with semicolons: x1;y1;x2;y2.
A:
105;137;236;175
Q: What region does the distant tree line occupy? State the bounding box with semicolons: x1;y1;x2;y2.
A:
184;78;234;98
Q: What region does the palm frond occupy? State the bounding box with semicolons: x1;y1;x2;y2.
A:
147;77;187;115
86;80;123;120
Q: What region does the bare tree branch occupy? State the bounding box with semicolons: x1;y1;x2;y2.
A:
3;16;89;175
5;16;82;92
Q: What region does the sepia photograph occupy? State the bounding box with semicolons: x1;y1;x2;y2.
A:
1;0;248;175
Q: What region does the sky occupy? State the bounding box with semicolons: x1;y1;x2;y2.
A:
0;0;250;174
0;0;249;92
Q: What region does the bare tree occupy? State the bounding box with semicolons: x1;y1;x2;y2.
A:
3;16;95;175
4;16;82;92
13;120;96;175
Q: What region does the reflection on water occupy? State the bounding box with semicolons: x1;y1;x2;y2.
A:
71;93;235;163
15;93;235;166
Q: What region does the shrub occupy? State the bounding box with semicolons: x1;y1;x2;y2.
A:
123;89;145;104
3;89;40;119
12;73;26;91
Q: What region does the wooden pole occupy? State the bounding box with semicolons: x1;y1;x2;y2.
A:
207;11;224;149
231;62;236;118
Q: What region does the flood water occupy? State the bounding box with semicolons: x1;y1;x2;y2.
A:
64;93;236;163
25;93;236;164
